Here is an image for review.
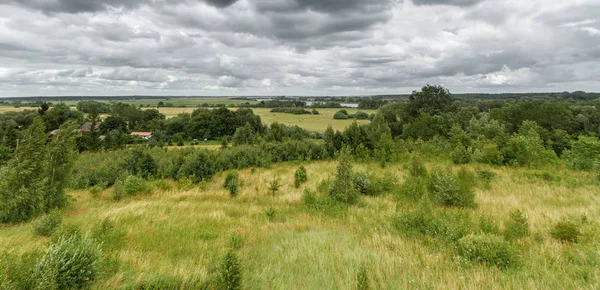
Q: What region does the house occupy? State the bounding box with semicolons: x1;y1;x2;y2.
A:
79;122;99;133
131;132;152;140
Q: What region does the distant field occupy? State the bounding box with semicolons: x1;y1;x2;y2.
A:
157;107;376;132
34;98;258;107
0;104;375;132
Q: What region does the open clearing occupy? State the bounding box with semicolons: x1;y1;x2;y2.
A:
1;160;598;289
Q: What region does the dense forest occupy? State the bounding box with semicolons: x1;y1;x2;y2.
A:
0;85;599;289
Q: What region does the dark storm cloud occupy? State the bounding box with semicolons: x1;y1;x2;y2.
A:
4;0;239;14
412;0;485;7
0;0;599;96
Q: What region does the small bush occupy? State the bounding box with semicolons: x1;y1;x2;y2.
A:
33;211;62;237
504;210;529;241
428;167;476;208
294;166;308;188
477;170;496;189
408;155;428;178
457;233;517;268
352;172;372;195
35;233;101;289
333;112;349;120
217;250;241;290
224;172;240;197
551;220;580;243
268;177;281;197
398;175;427;199
478;215;500;235
124;175;151;195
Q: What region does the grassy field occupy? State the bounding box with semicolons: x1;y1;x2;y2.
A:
0;105;373;132
157;107;376;132
1;160;598;289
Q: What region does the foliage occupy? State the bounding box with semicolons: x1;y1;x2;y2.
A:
268;177;281;197
294;166;308;188
124;175;151;195
328;147;358;203
352;172;372;195
32;211;62;237
333;112;349;120
503;210;529;241
0;117;49;223
35;233;101;290
427;167;476;208
550;220;580;243
564;136;600;170
177;150;218;183
477;170;496;189
46;121;79;210
224;172;240;197
124;149;158;179
457;234;517;269
407;85;454;118
216;250;241;290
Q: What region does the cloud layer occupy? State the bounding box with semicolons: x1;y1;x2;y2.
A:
0;0;599;96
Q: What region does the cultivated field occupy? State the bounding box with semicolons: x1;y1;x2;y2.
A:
1;160;597;289
0;105;374;132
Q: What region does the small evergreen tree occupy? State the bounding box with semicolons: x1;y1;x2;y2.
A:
217;250;241;290
356;264;370;290
504;210;529;241
268;177;281;197
294;166;308;188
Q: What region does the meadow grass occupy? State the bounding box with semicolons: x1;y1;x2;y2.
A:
1;161;598;289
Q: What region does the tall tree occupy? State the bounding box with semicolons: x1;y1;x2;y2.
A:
407;85;454;118
45;121;79;209
0;117;48;223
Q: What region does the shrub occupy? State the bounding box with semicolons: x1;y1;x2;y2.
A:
478;215;500;235
123;149;158;179
328;147;358;203
398;175;427;199
352;172;372;195
177;150;218;183
408;155;428;178
35;233;101;289
217;250;241;290
551;220;580;243
393;201;473;243
503;210;529;241
457;234;517;268
229;231;243;250
124;175;151;195
224;172;240;197
294;166;308;188
427;167;476;208
354;111;370;120
268;177;281;197
333;112;349;120
477;170;496;189
356;264;370;290
451;146;472;164
33;211;62;237
112;178;126;201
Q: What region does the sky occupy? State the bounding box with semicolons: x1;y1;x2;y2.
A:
0;0;599;97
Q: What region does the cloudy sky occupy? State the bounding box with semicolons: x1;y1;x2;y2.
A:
0;0;599;97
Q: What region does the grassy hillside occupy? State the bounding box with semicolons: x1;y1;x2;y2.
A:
1;160;598;289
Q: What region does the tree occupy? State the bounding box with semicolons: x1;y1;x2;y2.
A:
45;121;79;209
0;117;48;223
407;85;454;118
99;116;127;134
328;147;357;203
232;122;256;146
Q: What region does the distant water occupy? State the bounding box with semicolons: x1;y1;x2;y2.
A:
305;101;358;108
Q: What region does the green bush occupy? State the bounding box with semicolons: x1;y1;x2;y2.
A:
451;146;472;164
123;149;158;179
294;166;308;188
551;220;580;243
0;251;41;290
477;170;496;189
328;147;358;203
427;167;476;208
333;112;349;120
32;211;62;237
217;250;241;290
352;172;372;195
503;210;529;241
398;175;427;199
393;201;474;243
224;172;240;197
177;150;218;183
124;175;151;195
35;233;101;289
478;215;500;235
457;233;517;268
408;155;428;178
